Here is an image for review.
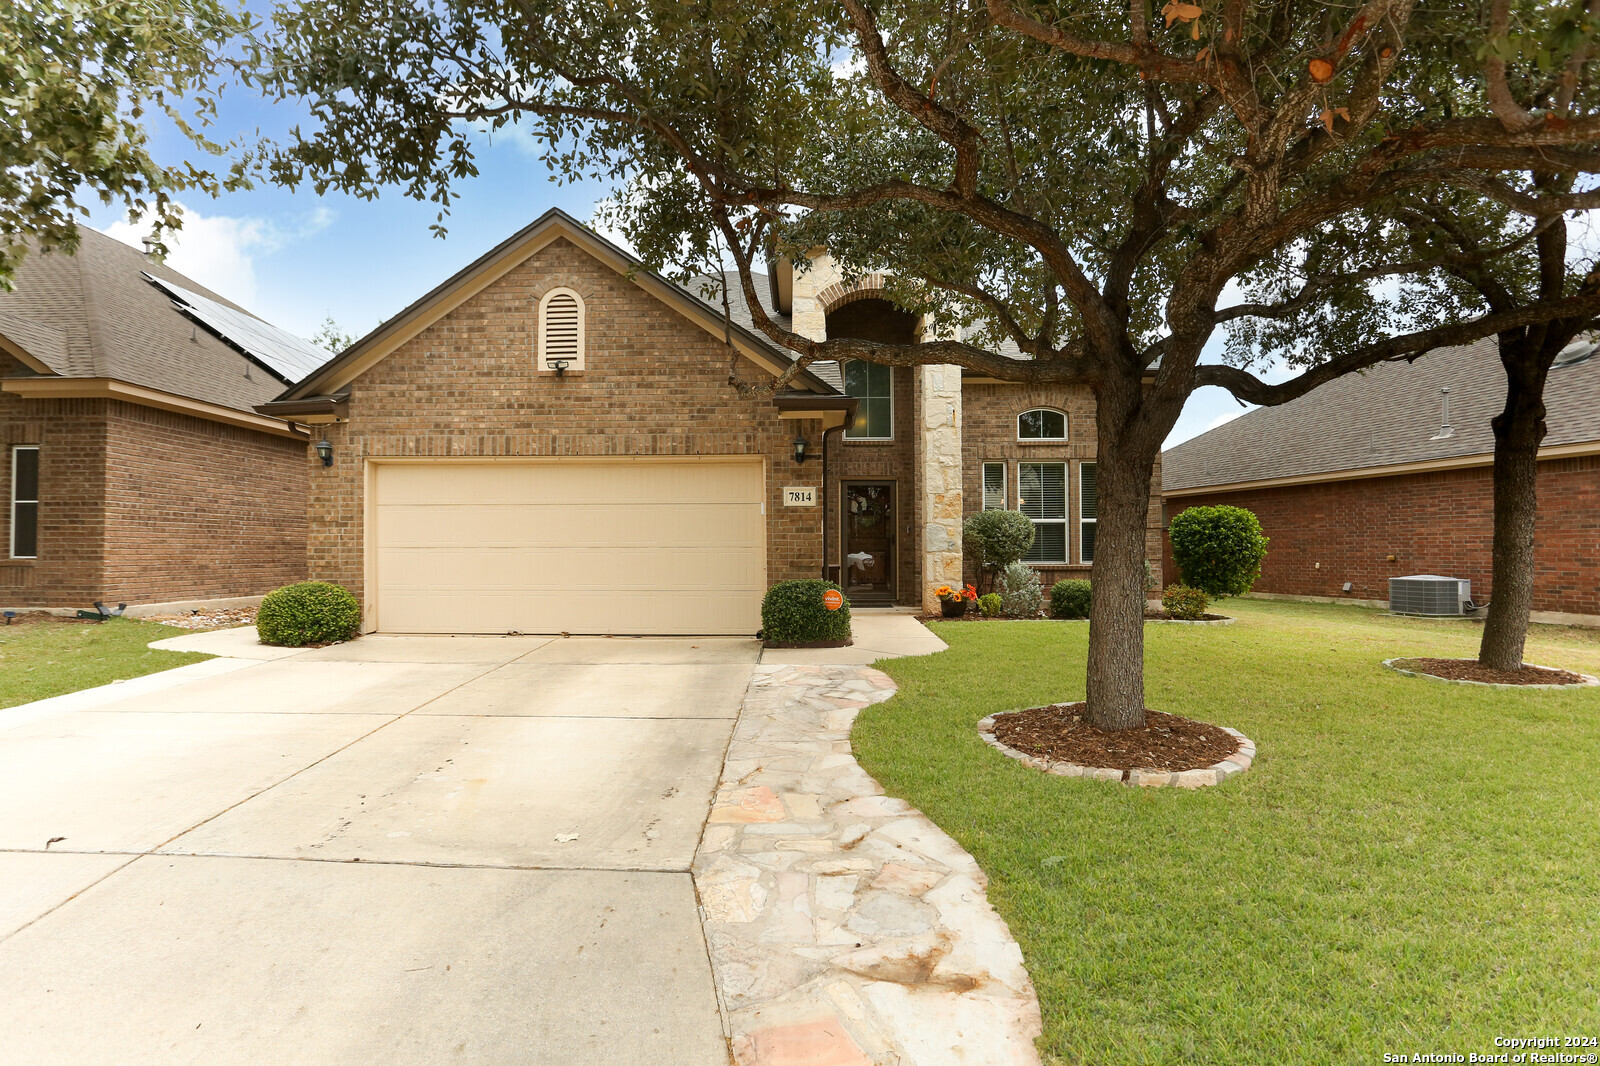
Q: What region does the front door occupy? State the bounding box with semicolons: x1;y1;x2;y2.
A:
842;482;896;604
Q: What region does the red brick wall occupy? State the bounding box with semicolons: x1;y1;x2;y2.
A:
306;236;823;613
1162;455;1600;616
101;401;307;603
0;381;108;606
960;382;1165;592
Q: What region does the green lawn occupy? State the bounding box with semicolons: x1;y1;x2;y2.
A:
0;617;212;709
852;599;1600;1064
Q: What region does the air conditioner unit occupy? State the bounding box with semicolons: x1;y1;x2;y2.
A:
1388;575;1471;616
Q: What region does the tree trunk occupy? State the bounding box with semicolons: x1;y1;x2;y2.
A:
1478;340;1551;671
1085;377;1164;732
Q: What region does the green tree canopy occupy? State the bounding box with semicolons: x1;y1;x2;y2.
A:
0;0;247;285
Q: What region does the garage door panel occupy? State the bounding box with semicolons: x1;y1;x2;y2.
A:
375;503;763;549
372;460;766;635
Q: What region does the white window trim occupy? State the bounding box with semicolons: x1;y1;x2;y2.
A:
10;445;38;560
1019;460;1067;564
842;360;894;441
537;287;586;372
981;461;1006;509
1017;407;1068;443
1079;461;1097;565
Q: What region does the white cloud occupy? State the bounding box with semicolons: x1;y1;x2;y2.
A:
101;203;333;310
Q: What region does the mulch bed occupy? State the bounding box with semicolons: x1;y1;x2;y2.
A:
992;702;1241;773
1392;657;1588;686
920;610;1229;622
0;612;99;628
1144;610;1232;621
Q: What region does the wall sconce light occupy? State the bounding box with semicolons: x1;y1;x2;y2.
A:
315;437;334;467
792;434;809;464
547;358;571;377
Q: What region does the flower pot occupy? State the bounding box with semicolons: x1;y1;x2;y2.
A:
940;598;967;618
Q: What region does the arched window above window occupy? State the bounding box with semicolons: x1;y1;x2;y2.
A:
538;287;585;372
1018;408;1067;441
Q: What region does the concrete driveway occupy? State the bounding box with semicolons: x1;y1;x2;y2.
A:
0;633;756;1065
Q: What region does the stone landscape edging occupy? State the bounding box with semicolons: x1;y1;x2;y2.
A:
1380;657;1600;690
977;711;1256;789
695;664;1043;1066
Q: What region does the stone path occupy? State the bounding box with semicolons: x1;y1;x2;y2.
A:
694;665;1042;1066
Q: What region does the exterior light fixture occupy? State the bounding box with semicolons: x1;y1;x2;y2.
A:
315;437;334;467
792;434;809;464
547;358;571;377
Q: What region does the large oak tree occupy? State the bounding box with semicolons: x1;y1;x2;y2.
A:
252;0;1600;728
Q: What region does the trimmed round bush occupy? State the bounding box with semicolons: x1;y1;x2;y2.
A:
256;581;361;647
1168;504;1270;598
963;510;1035;578
977;592;1002;618
1049;578;1092;619
761;579;851;643
1161;583;1210;620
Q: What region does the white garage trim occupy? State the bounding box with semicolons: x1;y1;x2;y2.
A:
363;456;767;635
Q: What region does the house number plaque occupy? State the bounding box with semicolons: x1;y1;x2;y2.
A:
782;486;818;507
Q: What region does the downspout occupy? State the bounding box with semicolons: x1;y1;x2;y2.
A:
820;424;844;581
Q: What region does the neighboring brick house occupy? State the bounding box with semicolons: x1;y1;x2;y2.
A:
1161;337;1600;625
0;228;318;612
262;210;1164;635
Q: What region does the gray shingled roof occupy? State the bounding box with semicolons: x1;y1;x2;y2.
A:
1162;337;1600;492
687;270;844;391
0;227;315;412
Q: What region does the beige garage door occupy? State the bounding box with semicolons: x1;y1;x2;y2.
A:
371;458;766;634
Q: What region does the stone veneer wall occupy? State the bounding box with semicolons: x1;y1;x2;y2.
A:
304;236;821;614
918;365;964;612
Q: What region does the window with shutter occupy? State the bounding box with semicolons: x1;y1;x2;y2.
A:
981;461;1006;509
1018;461;1066;563
1079;462;1097;563
538;287;586;371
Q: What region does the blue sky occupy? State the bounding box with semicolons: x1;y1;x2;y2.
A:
90;85;1253;449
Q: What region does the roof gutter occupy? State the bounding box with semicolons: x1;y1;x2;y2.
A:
2;376;307;438
254;395;348;424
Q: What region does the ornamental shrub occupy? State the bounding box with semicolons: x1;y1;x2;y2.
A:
1161;583;1209;620
256;581;361;647
761;579;851;643
1049;579;1092;619
1167;505;1270;598
977;592;1002;618
963;510;1035;588
998;561;1042;619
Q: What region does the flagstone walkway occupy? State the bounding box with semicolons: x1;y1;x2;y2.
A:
694;664;1042;1066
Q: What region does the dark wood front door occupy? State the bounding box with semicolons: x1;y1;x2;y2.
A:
843;482;896;603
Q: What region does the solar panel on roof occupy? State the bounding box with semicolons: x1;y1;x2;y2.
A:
142;273;330;385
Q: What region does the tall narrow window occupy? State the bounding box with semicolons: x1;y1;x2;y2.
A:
1080;462;1097;564
1017;408;1067;441
843;360;893;439
538;287;586;371
10;446;38;559
982;462;1006;509
1018;461;1066;563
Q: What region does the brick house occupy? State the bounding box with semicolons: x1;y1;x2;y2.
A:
0;228;317;612
1161;337;1600;625
262;210;1164;635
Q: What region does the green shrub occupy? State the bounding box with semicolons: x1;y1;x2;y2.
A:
963;510;1035;588
1161;583;1209;620
1049;579;1092;619
256;581;361;646
761;579;851;643
977;592;1002;618
1168;505;1270;598
998;561;1043;619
